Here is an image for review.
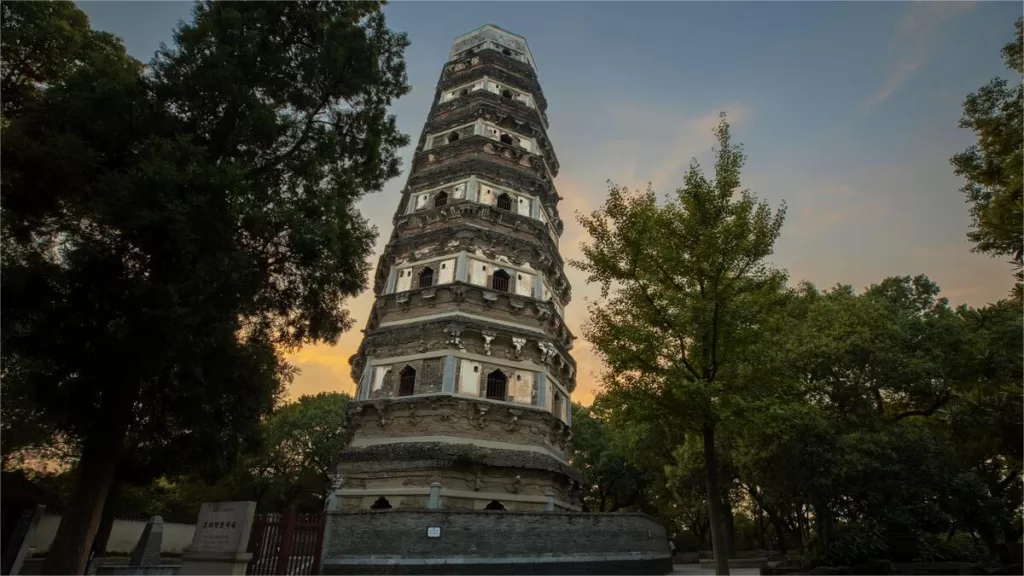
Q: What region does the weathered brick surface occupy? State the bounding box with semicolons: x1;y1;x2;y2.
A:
322;510;672;575
345;395;571;458
336;441;580;481
439;51;548;111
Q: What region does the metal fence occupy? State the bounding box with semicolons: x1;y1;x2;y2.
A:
245;507;325;576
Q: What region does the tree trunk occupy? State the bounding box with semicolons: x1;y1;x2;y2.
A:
41;388;133;575
814;500;834;553
722;489;736;558
770;514;789;554
91;480;123;557
702;424;730;576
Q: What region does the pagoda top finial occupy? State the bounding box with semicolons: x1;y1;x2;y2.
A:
448;24;538;74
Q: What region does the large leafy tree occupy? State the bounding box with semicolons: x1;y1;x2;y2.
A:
731;276;1021;565
570;403;649;513
573;113;788;575
951;17;1023;298
1;2;409;573
243;391;352;512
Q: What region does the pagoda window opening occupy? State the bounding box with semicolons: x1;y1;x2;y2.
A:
434;191;448;208
398;366;416;396
552;391;564;420
418;267;435;288
491;269;511;292
485;500;506;510
459;88;468;96
446;131;460;144
370;497;393;509
499;133;514;146
486;370;508;400
501;89;513;99
496;193;513;211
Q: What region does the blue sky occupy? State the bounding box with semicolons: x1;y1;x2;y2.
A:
77;1;1021;402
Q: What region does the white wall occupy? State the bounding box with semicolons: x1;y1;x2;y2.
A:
459;360;481;395
28;515;196;555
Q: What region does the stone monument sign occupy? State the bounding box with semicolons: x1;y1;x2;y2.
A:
179;501;256;576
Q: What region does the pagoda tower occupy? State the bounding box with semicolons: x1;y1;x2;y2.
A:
330;24;581;512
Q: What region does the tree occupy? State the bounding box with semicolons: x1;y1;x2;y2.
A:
951;17;1023;298
573;113;788;575
1;2;410;573
570;403;648;512
244;392;352;511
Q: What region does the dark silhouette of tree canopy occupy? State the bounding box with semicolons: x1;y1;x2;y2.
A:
0;1;410;573
951;17;1023;299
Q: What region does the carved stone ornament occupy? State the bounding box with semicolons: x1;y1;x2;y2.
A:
472;404;489;429
512;337;526;358
537;341;557;364
505;474;523;494
450;285;467;301
482;331;496;355
506;408;522;432
445;324;465;349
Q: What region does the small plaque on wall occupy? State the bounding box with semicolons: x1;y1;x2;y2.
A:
427;527;441;538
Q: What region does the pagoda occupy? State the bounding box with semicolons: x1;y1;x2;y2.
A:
329;24;582;512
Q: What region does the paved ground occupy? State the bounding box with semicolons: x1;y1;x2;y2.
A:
672;565;762;575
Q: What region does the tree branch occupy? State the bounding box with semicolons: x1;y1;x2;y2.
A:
890;390;953;421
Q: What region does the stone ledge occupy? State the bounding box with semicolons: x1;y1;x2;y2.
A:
323;557;672;576
335;441;582;483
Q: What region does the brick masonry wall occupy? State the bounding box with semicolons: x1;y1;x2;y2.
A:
322;510;673;575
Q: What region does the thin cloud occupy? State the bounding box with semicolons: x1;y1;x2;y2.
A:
858;1;975;114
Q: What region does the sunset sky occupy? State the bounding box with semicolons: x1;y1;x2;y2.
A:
79;1;1019;405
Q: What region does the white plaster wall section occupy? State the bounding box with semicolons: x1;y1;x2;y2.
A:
396;268;413;292
452;182;466;199
407;180;470;213
512;371;535;404
469;259;490;286
424;121;477;151
389;253;461;294
516;195;531;216
459;359;481;395
479;121;536;154
441;79;484;103
372;365;392;392
475;179;541;220
442;77;536;109
479;182;496;206
514;271;534;297
467;247;539;273
29;516;196;555
437;259;456;284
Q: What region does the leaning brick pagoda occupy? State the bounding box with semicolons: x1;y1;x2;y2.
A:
329;24;581;512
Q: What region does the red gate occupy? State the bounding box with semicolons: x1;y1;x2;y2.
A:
246;507;326;575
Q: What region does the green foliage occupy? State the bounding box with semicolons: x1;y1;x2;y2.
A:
950;17;1023;297
577;19;1024;573
574;113;789;573
573;114;788;418
0;2;408;571
244;392;351;511
814;521;888;567
570;403;647;512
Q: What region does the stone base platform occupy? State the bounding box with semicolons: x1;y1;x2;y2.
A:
321;509;673;575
